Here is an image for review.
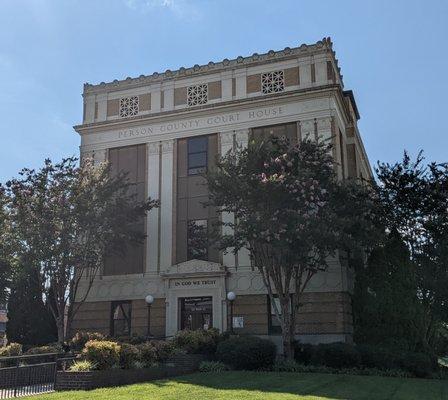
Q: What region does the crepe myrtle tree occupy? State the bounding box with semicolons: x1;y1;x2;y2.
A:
206;136;376;359
2;157;159;343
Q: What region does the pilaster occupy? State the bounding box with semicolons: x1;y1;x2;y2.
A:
162;81;174;111
150;83;162;113
219;131;236;269
234;129;251;268
146;141;161;273
160;139;175;270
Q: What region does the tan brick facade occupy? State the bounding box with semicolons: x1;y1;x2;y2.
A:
246;74;261;93
71;292;352;340
106;99;119;117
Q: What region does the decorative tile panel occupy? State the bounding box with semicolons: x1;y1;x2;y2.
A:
261;70;285;94
187;84;208;106
119;96;139;117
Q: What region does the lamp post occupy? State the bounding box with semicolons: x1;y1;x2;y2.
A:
145;294;154;338
227;291;236;334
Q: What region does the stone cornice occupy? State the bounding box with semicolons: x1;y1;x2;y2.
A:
74;84;343;136
83;37;342;95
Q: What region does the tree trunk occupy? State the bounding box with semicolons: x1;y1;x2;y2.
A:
281;299;295;360
56;317;65;344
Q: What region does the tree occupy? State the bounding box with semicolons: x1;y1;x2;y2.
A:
376;152;448;351
0;187;13;305
3;157;158;343
352;230;424;351
206;137;375;358
6;260;57;346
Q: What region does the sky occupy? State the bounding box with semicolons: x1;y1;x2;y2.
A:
0;0;447;182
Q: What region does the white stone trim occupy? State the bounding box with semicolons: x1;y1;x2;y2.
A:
146;142;161;273
159;139;174;270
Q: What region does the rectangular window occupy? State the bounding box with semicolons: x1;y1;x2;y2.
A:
110;301;132;337
187;219;208;261
188;136;208;175
268;295;292;335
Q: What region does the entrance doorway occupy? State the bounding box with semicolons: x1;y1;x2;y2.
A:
179;296;212;331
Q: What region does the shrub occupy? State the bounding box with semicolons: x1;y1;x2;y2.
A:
399;351;437;378
0;343;22;357
150;340;175;361
69;360;94;372
82;340;120;370
294;343;315;365
311;343;361;369
216;336;276;370
69;332;105;352
356;344;399;370
115;335;148;345
173;329;222;355
199;361;228;372
137;342;158;367
119;343;140;369
26;344;63;355
273;359;303;372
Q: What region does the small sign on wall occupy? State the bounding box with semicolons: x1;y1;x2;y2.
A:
232;316;244;328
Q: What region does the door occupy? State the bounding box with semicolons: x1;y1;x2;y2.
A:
179;296;213;330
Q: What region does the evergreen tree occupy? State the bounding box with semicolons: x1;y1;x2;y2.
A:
352;231;423;351
6;263;57;346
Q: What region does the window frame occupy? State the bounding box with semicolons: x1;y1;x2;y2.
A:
110;300;132;337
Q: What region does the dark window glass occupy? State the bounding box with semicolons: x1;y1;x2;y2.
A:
110;301;132;337
187;219;208;260
180;296;213;331
188;136;208;175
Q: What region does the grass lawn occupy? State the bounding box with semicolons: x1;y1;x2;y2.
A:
35;371;448;400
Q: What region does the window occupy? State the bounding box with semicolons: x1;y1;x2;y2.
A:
110;301;132;337
187;219;208;261
261;70;285;94
268;295;292;334
119;96;139;117
187;84;208;106
339;129;345;179
188;136;208;175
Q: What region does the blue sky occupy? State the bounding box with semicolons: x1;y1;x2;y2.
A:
1;0;447;182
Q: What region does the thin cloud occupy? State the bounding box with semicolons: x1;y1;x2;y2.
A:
123;0;202;19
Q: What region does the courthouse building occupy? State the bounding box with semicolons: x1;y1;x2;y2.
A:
72;38;372;344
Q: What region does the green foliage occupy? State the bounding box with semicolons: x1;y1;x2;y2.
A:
119;343;140;369
82;340;121;370
216;336;277;370
0;342;22;357
198;361;229;372
69;331;106;352
148;340;175;361
26;344;63;355
173;329;222;355
352;232;423;352
375;152;448;351
2;157;159;342
293;343;315;365
6;264;57;346
311;343;361;369
136;342;158;366
69;360;95;372
206;136;376;358
295;342;437;378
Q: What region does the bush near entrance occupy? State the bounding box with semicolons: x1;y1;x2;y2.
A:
216;336;277;370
